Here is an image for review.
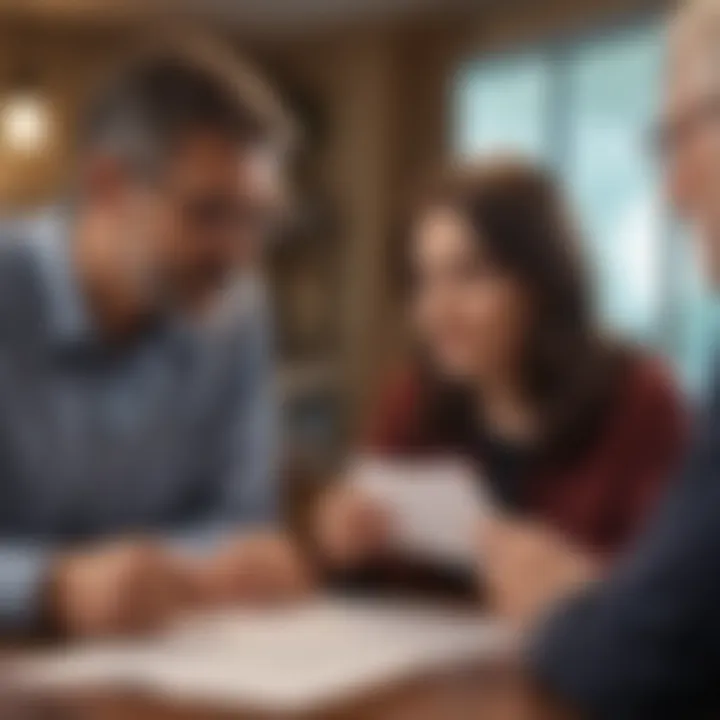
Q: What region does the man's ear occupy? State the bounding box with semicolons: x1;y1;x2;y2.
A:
79;154;129;208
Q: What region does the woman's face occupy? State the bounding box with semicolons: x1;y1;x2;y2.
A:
410;206;531;384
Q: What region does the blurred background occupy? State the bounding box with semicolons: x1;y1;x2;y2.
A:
0;0;706;480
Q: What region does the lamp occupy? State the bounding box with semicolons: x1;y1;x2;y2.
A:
1;70;50;153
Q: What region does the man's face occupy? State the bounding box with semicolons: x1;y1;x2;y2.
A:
663;24;720;285
148;132;281;311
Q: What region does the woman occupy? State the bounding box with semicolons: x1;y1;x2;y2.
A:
316;159;687;574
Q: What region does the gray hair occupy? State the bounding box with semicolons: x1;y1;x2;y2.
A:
77;34;293;178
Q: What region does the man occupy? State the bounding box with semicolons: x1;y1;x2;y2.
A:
482;1;720;716
0;41;307;639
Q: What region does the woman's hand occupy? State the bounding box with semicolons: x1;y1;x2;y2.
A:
315;483;393;569
481;518;600;632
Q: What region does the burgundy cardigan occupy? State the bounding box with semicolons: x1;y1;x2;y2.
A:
367;355;688;555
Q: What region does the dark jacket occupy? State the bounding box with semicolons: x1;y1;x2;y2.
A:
530;377;720;718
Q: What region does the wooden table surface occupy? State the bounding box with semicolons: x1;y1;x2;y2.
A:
1;655;573;720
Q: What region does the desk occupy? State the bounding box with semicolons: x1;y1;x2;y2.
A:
3;656;573;720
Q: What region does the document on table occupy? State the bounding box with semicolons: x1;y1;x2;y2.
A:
13;598;511;713
351;456;496;567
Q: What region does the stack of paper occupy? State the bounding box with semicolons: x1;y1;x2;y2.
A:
15;598;511;713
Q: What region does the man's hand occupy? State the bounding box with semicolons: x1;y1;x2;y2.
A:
314;484;392;569
197;532;313;605
482;518;600;631
48;540;188;639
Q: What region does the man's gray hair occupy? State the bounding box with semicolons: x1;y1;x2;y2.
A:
77;32;294;177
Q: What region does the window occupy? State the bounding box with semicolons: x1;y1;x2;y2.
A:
454;21;716;393
455;53;551;161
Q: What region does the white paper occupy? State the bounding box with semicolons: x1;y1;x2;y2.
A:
351;457;494;567
15;598;511;713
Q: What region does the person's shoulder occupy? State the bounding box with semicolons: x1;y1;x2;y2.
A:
0;209;63;276
610;347;688;445
377;363;426;414
365;363;428;452
0;234;47;348
200;273;274;367
0;220;35;260
0;211;73;342
210;273;271;336
0;225;43;304
620;350;684;412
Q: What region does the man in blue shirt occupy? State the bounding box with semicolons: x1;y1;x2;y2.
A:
0;41;307;638
482;1;720;716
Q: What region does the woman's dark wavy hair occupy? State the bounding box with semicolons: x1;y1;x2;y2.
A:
401;158;627;459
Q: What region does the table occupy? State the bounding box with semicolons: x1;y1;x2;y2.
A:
2;656;573;720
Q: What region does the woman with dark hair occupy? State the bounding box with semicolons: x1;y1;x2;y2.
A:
315;159;687;576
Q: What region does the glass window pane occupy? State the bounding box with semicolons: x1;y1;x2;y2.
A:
454;54;552;160
564;24;665;343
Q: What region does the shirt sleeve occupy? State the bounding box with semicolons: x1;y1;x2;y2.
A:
167;285;279;555
527;417;720;719
217;294;279;525
0;542;52;634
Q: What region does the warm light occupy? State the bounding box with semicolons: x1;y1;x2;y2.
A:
1;92;50;152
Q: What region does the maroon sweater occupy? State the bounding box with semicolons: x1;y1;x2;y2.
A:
367;355;688;555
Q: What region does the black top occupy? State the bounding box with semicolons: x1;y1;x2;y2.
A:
473;430;537;514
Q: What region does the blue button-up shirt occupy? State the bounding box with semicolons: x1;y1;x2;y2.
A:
0;215;278;632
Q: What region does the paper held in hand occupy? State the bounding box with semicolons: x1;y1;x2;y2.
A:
350;456;496;568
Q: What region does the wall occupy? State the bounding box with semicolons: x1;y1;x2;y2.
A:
0;24;129;209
